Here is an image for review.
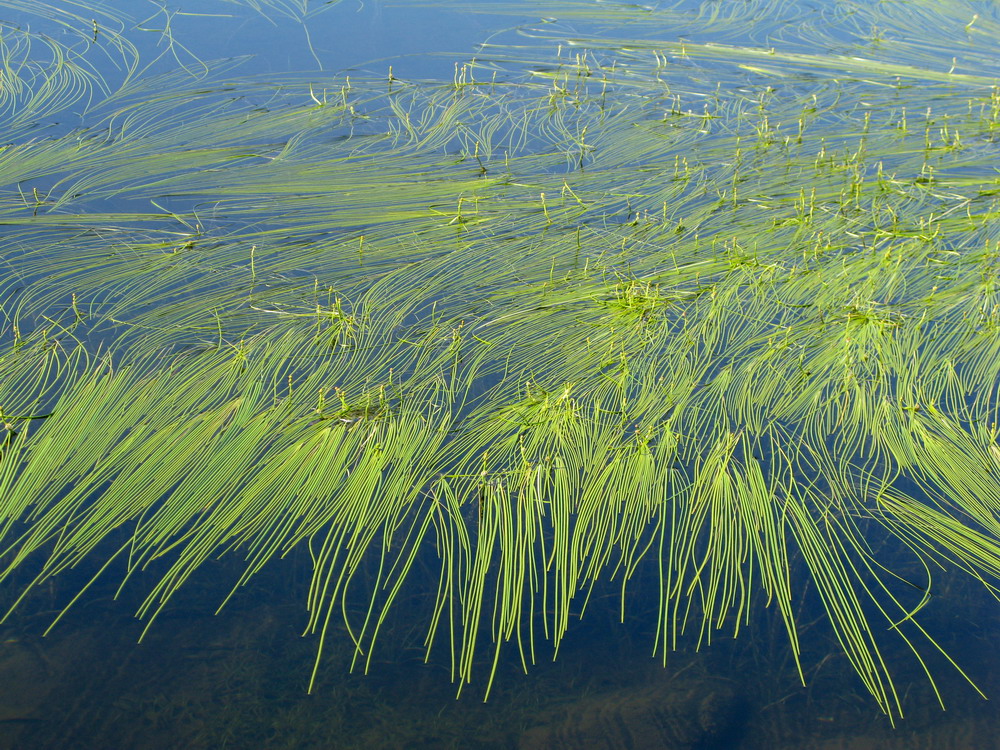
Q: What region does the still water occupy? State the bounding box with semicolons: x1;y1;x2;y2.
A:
2;1;999;748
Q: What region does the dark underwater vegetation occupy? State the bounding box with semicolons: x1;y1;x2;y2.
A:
2;0;1000;747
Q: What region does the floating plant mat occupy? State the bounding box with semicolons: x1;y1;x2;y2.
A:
2;0;1000;730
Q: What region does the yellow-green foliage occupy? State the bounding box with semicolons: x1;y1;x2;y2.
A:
2;0;1000;723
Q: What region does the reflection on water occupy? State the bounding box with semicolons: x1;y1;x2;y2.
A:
123;0;532;79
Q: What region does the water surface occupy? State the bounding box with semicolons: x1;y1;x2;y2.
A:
2;1;1000;748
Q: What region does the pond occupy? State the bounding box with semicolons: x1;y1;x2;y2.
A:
2;1;1000;747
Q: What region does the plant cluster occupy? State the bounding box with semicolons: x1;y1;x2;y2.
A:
2;0;1000;723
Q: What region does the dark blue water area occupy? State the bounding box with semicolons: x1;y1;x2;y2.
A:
1;510;999;749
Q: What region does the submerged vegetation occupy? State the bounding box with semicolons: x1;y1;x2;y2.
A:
2;0;1000;726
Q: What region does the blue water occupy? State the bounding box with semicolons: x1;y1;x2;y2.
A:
2;1;1000;748
138;1;526;79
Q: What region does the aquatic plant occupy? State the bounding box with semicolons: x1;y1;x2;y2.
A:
2;0;1000;725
